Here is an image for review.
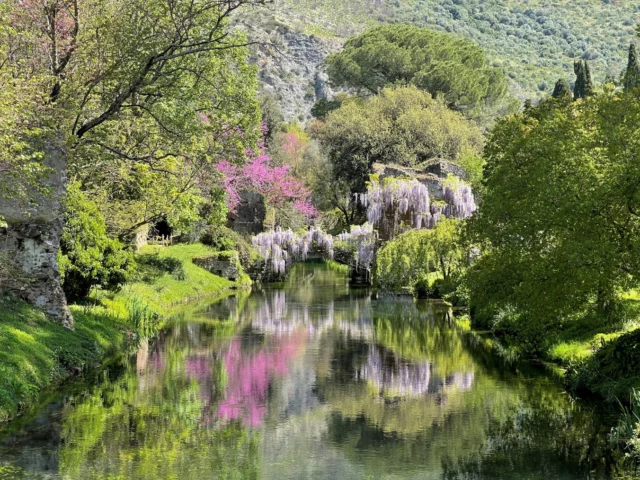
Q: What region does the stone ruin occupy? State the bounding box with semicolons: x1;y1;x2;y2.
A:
0;142;73;327
226;190;266;235
372;160;469;201
192;252;240;281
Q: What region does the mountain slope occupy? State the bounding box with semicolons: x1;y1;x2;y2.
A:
243;0;639;119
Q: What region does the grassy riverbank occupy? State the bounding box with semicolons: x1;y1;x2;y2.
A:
483;292;640;402
0;243;243;424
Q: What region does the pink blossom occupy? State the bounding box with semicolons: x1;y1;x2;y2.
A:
216;133;317;218
13;0;77;68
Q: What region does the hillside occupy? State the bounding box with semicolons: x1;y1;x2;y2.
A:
242;0;640;120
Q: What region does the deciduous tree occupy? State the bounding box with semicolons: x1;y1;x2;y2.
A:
315;86;483;201
469;92;640;329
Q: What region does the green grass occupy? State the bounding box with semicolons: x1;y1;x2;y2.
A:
0;297;128;423
547;292;640;367
0;243;242;424
100;244;238;315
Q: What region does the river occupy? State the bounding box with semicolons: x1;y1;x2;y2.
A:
0;263;633;479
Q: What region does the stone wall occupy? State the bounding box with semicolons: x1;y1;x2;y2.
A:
193;252;240;281
0;141;72;327
227;190;266;235
372;161;469;201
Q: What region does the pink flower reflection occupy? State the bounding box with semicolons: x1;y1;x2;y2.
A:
186;357;212;379
217;332;305;427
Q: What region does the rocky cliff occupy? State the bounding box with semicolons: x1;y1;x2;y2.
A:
248;26;342;121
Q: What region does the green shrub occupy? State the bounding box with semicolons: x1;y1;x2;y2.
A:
376;230;431;293
375;219;467;297
59;183;134;302
412;277;431;299
135;253;186;281
200;226;258;267
569;329;640;400
490;306;552;356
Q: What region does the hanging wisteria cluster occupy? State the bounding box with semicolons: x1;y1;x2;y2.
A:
357;176;477;236
442;180;477;219
358;179;430;232
337;223;377;272
252;227;335;276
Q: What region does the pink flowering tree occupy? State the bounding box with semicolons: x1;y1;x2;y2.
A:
216;129;318;221
11;0;78;83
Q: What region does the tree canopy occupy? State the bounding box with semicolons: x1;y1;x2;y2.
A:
316;86;484;195
468;91;640;333
325;25;510;117
4;0;265;238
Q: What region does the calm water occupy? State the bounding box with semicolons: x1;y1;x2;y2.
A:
0;263;633;479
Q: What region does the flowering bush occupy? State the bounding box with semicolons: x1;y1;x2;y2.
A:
337;223;377;273
216;126;317;219
252;227;334;276
357;176;476;238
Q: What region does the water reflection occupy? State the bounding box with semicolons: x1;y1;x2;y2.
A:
0;263;636;479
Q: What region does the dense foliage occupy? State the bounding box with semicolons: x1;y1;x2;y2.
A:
375;230;431;294
4;0;265;241
200;225;258;268
59;184;133;302
272;0;638;102
375;219;465;297
469;90;640;346
314;86;482;223
326;25;510;117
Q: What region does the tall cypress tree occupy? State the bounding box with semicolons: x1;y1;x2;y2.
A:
552;78;572;100
584;61;594;97
574;61;586;100
624;44;640;92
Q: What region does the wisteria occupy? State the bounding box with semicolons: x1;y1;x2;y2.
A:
252;227;335;276
442;178;477;219
359;347;475;397
337;223;377;273
360;179;430;233
357;176;477;237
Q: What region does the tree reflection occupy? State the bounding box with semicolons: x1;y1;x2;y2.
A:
0;263;635;479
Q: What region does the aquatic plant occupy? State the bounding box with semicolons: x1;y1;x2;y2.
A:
127;296;157;340
611;388;640;459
